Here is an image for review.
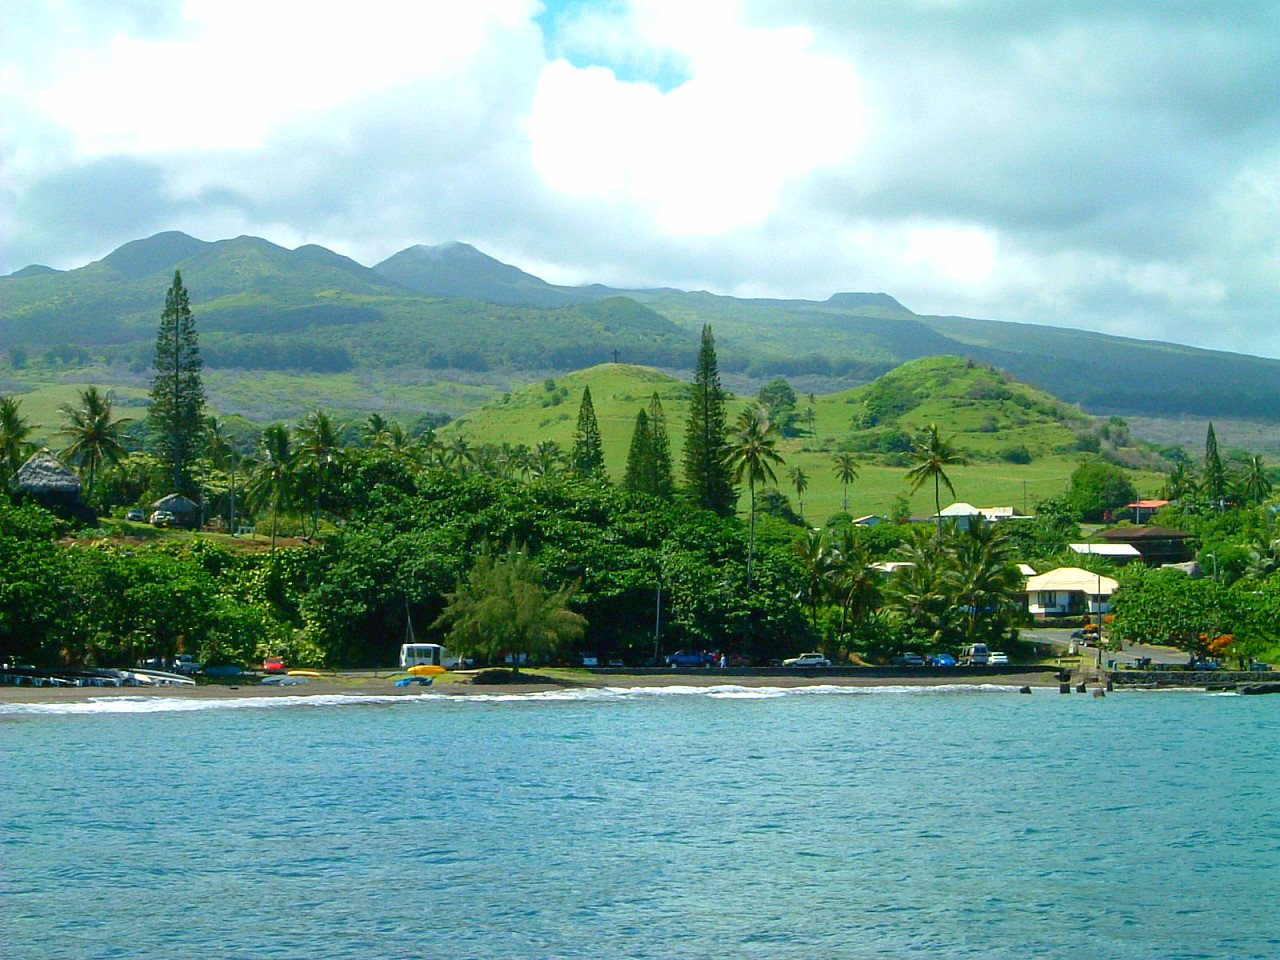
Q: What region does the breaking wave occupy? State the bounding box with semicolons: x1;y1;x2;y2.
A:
0;683;1043;717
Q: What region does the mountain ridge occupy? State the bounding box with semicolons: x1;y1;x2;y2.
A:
3;231;1280;422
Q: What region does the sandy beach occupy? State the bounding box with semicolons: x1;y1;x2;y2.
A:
0;669;1059;704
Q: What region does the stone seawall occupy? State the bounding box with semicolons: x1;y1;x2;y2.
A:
1111;670;1280;688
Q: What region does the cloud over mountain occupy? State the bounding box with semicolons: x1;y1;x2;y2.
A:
3;0;1280;355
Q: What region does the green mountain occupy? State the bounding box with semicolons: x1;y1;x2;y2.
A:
374;241;591;307
4;230;1280;423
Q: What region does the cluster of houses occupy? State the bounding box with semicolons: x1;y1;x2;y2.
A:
861;500;1196;623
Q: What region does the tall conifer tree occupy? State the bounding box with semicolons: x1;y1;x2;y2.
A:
682;325;735;515
647;391;674;497
1204;422;1226;502
571;386;605;476
624;408;653;492
148;271;205;492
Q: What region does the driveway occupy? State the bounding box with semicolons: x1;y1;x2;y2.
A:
1021;627;1186;666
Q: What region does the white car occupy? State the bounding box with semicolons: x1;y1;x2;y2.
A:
988;651;1009;665
783;653;831;668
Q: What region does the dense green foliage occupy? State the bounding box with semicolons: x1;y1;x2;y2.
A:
433;542;587;671
1065;460;1138;521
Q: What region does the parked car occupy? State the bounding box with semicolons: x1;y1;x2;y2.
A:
783;653;832;668
1190;658;1220;670
928;653;957;667
891;652;925;666
125;508;146;522
960;643;990;666
667;650;710;668
1249;661;1271;672
150;510;177;528
173;654;201;675
261;656;287;673
988;651;1010;665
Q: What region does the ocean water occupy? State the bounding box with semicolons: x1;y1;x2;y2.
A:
2;685;1277;960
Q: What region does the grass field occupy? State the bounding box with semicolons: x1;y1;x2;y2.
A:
9;382;150;444
454;363;1166;519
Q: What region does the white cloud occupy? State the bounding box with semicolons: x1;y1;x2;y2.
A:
530;4;863;234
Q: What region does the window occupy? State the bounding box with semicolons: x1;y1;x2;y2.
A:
1037;591;1056;608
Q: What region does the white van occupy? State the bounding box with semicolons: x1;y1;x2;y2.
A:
960;643;990;666
399;643;459;670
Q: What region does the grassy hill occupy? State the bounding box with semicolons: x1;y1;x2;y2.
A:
454;358;1165;519
5;231;1280;429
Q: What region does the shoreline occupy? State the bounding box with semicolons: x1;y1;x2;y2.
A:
0;670;1061;704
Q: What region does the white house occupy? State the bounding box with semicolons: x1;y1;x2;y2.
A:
1069;543;1141;566
1025;567;1118;620
932;502;1032;530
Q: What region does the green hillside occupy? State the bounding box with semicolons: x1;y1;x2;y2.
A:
5;231;1280;426
454;358;1165;519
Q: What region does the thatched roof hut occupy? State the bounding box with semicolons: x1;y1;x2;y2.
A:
11;448;81;496
151;493;200;528
151;493;198;515
10;449;92;522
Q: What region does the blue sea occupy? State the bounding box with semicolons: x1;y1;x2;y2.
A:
3;684;1277;959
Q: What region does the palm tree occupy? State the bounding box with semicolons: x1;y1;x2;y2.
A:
789;466;809;523
829;529;880;641
725;407;785;586
446;435;474;476
249;425;295;551
57;386;130;507
532;440;564;478
1161;460;1198;501
204;416;240;534
905;423;968;537
943;519;1021;641
0;395;35;479
792;529;833;632
363;413;389;447
295;410;343;539
885;529;955;646
1239;455;1272;505
832;453;859;513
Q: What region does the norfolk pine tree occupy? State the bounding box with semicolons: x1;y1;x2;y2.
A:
1204;422;1226;503
571;386;605;477
148;271;206;493
682;325;735;515
624;408;654;493
647;392;675;497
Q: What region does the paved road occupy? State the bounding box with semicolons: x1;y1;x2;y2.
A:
1022;627;1186;665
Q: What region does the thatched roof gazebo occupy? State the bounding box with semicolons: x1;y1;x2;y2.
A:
10;448;93;522
150;493;200;528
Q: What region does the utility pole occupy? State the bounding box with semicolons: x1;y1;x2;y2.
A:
1023;480;1028;516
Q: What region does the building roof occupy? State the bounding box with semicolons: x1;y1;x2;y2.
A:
938;502;982;516
1098;525;1192;542
151;493;199;513
1025;567;1119;595
1125;499;1170;509
1017;563;1037;577
869;561;914;574
11;449;81;494
852;514;883;525
1069;543;1142;558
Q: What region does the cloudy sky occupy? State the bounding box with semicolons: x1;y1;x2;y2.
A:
3;1;1279;354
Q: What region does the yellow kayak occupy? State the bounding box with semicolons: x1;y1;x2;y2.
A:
408;664;446;676
287;669;325;678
